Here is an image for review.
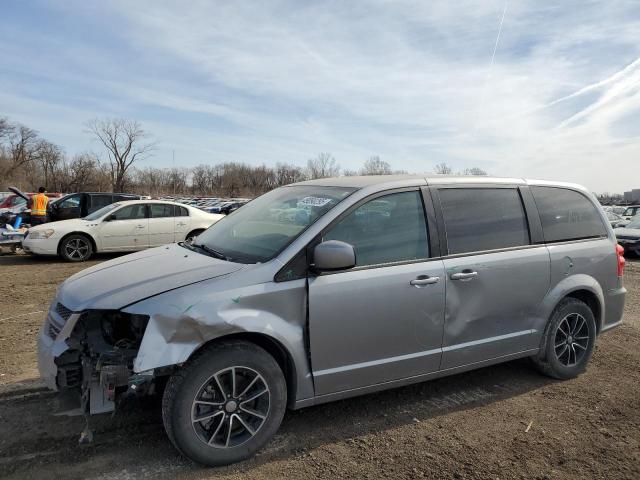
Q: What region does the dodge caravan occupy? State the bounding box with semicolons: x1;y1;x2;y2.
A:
37;175;626;466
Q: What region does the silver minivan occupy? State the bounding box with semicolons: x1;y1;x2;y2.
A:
37;175;626;465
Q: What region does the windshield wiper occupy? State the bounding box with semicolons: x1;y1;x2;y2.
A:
190;242;232;261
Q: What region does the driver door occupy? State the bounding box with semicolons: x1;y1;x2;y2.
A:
308;189;445;395
99;203;149;251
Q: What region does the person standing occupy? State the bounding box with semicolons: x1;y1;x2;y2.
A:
30;187;49;226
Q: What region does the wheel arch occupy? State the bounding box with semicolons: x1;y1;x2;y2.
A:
186;228;205;240
542;274;605;334
186;332;298;408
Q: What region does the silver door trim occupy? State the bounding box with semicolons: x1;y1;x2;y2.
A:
441;329;535;352
313;347;442;378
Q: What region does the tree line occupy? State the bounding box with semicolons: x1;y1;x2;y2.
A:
1;115;487;198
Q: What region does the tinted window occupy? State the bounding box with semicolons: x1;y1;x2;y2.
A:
150;204;174;218
89;194;113;212
176;206;189;217
112;204;146;220
324;190;428;267
439;188;529;254
531;187;607;242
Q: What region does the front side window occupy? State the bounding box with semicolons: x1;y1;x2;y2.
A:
150;204;174;218
439;188;529;254
323;190;429;267
58;194;81;209
194;185;355;263
531;187;607;242
111;204;147;221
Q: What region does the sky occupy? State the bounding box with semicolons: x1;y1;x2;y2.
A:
1;0;639;193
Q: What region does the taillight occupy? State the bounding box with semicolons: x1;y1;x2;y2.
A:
616;244;625;277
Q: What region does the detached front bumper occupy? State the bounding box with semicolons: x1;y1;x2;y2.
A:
37;308;81;391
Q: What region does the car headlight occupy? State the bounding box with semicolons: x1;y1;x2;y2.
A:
29;229;55;239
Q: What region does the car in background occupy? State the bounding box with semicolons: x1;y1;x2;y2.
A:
614;216;640;256
0;187;63;225
48;192;140;222
606;211;626;228
621;205;640;221
0;188;62;210
23;200;224;261
209;200;248;215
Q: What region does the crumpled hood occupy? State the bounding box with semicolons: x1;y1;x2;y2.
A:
614;227;640;238
58;243;245;311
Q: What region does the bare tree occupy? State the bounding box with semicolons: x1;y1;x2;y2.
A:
434;162;453;175
37;140;64;188
361;156;391;176
306;153;340;179
462;167;488;176
274;163;306;186
86;118;156;192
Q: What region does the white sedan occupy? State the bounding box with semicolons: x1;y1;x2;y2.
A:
22;200;224;262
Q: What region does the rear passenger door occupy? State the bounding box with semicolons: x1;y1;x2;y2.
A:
148;203;177;246
173;205;191;241
432;185;550;369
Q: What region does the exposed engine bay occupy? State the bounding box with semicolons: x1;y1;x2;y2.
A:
52;309;157;417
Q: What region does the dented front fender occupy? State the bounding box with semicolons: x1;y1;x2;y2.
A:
122;274;315;402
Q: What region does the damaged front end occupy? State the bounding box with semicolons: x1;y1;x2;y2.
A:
40;305;162;418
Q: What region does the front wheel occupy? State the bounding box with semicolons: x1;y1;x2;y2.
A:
533;298;597;380
162;341;287;466
59;234;93;262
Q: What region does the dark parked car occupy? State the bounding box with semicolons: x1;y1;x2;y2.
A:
48;192;140;222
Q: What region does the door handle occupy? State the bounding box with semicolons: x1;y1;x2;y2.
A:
136;225;146;229
177;222;186;226
410;275;440;287
450;271;478;281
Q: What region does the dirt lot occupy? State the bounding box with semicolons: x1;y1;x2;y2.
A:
1;253;639;480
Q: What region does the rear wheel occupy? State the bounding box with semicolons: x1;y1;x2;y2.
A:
59;234;93;262
533;298;597;379
162;341;287;466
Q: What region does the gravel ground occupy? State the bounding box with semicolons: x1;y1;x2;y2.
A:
0;253;639;480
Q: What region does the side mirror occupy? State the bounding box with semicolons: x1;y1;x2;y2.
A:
104;214;116;222
313;240;356;272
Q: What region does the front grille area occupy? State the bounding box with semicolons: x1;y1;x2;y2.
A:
55;303;73;321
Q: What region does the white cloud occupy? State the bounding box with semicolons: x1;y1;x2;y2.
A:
1;0;639;192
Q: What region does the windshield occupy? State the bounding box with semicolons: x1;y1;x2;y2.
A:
623;207;638;217
193;185;355;263
84;202;121;220
627;216;640;229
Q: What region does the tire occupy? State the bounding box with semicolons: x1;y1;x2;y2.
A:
533;298;597;380
162;341;287;466
59;234;93;262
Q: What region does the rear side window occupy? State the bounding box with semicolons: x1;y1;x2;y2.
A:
439;188;529;254
150;204;175;218
323;190;429;267
89;194;113;212
176;206;189;217
531;187;606;242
